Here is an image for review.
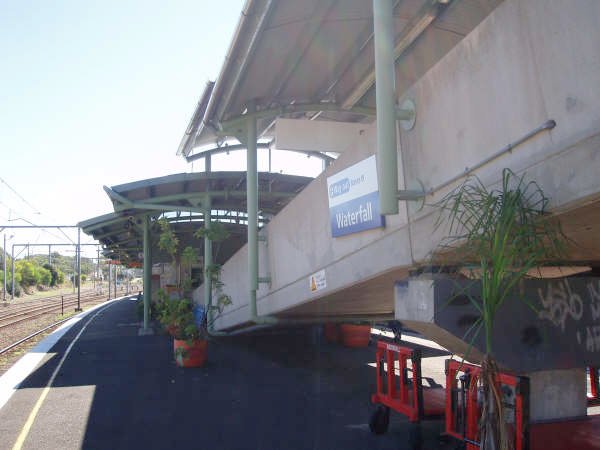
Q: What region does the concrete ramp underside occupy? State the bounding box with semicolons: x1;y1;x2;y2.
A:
395;274;600;373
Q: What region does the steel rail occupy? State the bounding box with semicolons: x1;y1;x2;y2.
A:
0;293;107;330
0;316;73;355
0;291;94;321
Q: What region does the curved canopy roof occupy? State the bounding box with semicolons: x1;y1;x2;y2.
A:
79;171;312;264
178;0;501;156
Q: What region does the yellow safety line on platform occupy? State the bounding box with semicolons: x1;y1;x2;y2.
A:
12;303;115;450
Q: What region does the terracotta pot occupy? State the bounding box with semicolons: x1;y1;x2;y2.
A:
174;339;208;367
339;324;371;348
324;323;340;343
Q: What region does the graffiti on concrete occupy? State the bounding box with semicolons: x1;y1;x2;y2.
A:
538;279;600;352
579;325;600;352
588;280;600;321
537;279;584;332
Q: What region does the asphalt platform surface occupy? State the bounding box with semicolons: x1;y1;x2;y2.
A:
0;296;453;450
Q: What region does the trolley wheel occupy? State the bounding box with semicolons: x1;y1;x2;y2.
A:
369;405;390;435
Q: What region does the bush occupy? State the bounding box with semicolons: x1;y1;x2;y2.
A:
42;264;64;287
16;260;38;287
38;267;52;286
7;282;22;297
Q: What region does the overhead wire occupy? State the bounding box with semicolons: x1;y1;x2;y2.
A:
0;178;76;244
0;177;40;214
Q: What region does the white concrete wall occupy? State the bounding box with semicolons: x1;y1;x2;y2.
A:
212;0;600;330
403;0;600;260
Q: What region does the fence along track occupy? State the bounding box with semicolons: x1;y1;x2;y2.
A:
0;293;107;330
0;291;131;357
0;289;97;317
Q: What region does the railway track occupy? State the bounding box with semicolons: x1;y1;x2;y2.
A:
0;290;94;319
0;292;107;331
0;290;136;360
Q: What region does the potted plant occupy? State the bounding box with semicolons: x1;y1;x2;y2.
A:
435;169;565;450
339;323;371;348
156;293;231;367
169;298;209;368
154;215;232;367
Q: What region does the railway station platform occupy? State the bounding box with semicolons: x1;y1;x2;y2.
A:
0;295;452;450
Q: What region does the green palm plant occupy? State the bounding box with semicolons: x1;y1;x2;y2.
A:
435;168;566;450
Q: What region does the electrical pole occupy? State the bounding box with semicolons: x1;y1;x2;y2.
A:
11;244;14;301
96;247;100;290
3;234;6;302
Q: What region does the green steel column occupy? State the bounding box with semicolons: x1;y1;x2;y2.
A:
3;234;6;302
203;198;213;325
76;228;82;311
11;245;14;301
142;215;151;330
246;101;258;318
374;0;399;215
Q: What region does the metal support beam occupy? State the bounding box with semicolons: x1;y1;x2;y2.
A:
76;227;82;311
11;245;14;301
3;234;6;303
96;247;100;291
374;0;399;215
343;0;448;109
247;102;259;311
140;215;153;335
220;103;378;136
203;198;213;327
240;103;281;327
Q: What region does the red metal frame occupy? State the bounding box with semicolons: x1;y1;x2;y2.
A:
588;367;600;406
371;341;444;423
445;359;529;450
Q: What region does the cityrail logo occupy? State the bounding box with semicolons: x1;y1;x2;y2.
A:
328;178;350;199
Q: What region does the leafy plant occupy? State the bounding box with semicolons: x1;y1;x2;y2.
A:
157;218;179;263
205;263;232;315
193;221;230;243
180;246;198;295
195;221;232;330
157;293;231;343
435;168;565;450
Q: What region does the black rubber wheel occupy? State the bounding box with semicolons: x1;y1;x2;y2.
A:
369;405;390;435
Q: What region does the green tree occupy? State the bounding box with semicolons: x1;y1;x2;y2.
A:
38;267;52;286
43;264;60;286
16;260;38;287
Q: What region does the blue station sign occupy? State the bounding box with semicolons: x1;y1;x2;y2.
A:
326;155;385;237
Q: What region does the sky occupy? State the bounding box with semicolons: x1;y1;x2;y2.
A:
0;0;313;258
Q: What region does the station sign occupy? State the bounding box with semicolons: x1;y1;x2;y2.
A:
326;155;385;237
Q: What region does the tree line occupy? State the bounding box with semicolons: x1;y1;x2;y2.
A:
0;251;94;297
